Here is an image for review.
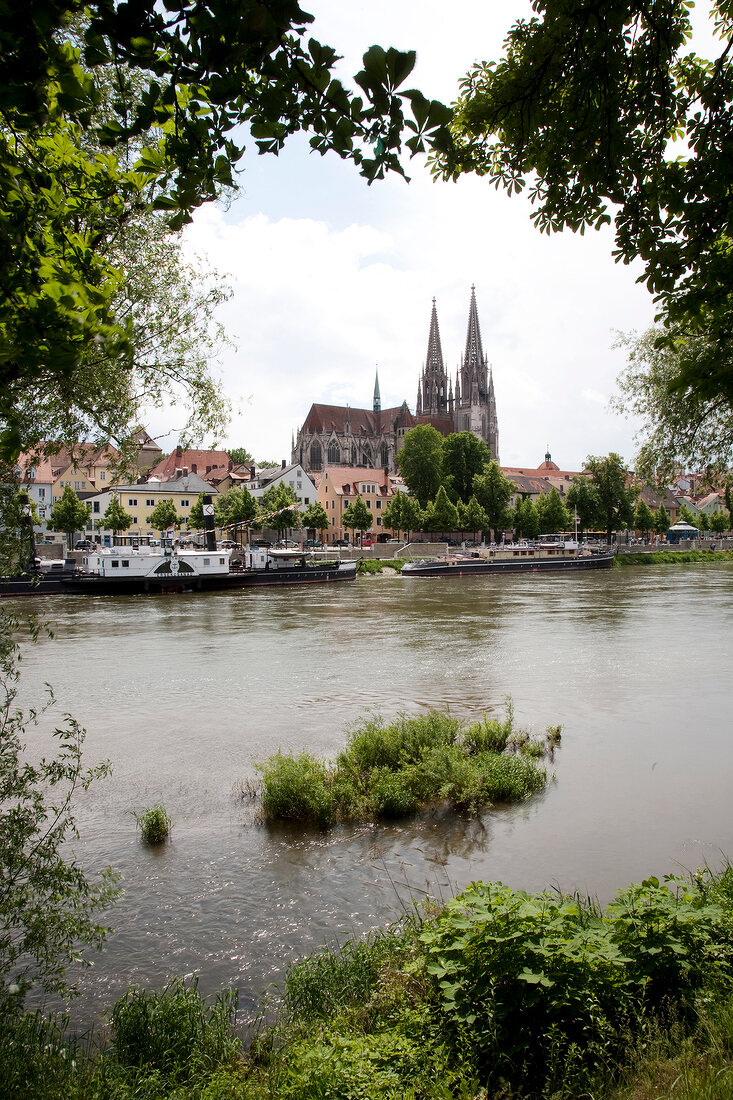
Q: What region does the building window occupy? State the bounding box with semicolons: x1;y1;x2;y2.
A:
74;481;81;490
100;470;106;480
146;498;155;507
128;498;137;507
310;442;322;471
304;497;310;505
39;507;46;518
181;499;189;507
376;500;381;509
38;488;45;499
93;502;100;513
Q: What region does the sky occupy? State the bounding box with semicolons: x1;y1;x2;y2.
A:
168;0;704;472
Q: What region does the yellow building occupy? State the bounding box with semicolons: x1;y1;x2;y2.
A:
91;473;217;539
316;466;403;544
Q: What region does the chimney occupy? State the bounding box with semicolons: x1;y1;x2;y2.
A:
281;459;286;468
182;466;189;477
174;468;182;478
249;466;256;480
202;494;217;552
175;445;183;458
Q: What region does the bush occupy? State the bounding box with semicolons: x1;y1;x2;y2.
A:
419;875;733;1094
134;804;172;844
259;706;551;828
257;752;334;827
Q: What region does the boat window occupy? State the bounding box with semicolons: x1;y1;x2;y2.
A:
111;560;119;568
122;560;130;567
204;558;210;565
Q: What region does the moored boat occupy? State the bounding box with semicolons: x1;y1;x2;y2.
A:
400;541;615;578
57;544;357;595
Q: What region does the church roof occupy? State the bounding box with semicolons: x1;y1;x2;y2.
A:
300;403;406;435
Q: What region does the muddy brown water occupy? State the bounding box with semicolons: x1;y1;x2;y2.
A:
9;562;733;1027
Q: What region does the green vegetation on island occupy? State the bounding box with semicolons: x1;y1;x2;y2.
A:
257;707;556;828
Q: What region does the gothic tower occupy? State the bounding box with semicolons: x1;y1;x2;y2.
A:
417;298;450;417
452;286;499;461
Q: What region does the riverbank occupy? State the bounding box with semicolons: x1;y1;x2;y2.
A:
5;865;733;1100
616;547;733;566
358;548;733;574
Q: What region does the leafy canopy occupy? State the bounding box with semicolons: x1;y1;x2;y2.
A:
433;0;733;412
1;3;449;463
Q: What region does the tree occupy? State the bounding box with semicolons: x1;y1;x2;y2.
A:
0;615;119;1007
634;500;656;541
654;504;670;539
396;426;444;507
228;448;253;466
423;486;460;534
536;488;571;535
434;1;733;412
697;510;711;534
383;491;423;542
260;483;300;537
565;478;600;537
441;432;491;504
101;496;133;539
301;502;330;541
461;495;489;543
341;495;374;544
148;500;180;539
1;7;449;463
584;454;636;543
48;485;92;549
217;487;259;544
613;329;733;482
678;503;697;526
472;461;516;539
709;508;731;535
517;498;540;540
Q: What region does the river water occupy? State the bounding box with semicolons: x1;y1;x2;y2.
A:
9;562;733;1026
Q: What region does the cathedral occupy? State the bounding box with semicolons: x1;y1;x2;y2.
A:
292;288;499;474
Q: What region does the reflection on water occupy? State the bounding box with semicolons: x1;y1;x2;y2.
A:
10;563;733;1026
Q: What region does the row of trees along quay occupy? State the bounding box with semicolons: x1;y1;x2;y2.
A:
5;3;733;1089
43;438;733;554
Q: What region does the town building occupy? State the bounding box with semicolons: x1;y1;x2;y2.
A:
316;466;402;544
292;288;499;475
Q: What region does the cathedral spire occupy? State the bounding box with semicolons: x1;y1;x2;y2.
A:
463;284;485;374
373;368;381;413
422;297;449;416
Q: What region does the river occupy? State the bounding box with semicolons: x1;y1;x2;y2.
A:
8;562;733;1027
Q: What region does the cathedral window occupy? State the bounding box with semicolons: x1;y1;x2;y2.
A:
380;443;389;467
327;442;340;464
351;445;357;464
310;442;322;471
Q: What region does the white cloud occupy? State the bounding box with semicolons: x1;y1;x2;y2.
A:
167;1;700;470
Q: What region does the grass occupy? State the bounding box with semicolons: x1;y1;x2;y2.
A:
617;548;733;566
6;866;733;1099
131;804;172;844
357;558;406;573
257;705;556;827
